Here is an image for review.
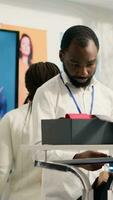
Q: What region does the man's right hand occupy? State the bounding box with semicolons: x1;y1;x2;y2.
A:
73;150;108;171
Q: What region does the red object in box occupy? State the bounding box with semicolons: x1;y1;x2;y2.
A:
65;113;95;119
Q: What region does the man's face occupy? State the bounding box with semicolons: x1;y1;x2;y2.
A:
59;39;98;87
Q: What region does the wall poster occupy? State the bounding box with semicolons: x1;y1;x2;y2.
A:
1;24;47;108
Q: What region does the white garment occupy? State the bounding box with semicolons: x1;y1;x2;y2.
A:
32;72;113;200
0;104;41;200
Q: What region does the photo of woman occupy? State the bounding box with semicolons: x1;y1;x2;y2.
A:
0;23;47;107
19;33;33;105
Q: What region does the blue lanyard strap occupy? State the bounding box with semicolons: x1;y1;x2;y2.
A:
65;84;82;113
60;74;94;114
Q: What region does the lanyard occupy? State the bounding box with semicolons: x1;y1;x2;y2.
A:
60;74;94;114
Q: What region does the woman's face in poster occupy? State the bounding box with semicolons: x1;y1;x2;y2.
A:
20;36;31;56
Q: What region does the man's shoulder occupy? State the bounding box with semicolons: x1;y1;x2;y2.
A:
95;79;113;94
38;74;61;91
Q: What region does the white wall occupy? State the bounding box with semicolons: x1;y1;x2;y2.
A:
0;0;113;89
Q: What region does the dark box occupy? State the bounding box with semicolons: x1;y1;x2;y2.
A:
41;118;113;145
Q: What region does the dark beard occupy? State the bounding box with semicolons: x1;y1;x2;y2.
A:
63;65;93;88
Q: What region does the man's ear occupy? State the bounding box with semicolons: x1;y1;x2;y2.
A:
59;50;64;62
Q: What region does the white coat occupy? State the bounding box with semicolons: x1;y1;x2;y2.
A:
0;104;41;200
32;72;113;199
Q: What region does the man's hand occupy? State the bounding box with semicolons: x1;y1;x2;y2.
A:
73;150;108;171
97;171;109;186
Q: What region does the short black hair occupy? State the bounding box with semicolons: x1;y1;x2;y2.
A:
60;25;99;51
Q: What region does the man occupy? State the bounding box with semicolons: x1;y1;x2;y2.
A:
32;25;113;199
